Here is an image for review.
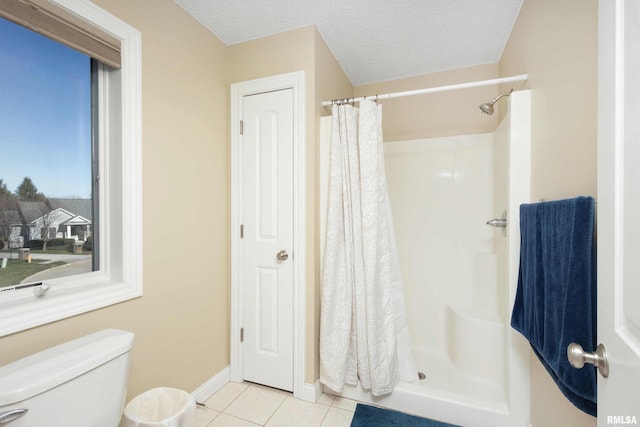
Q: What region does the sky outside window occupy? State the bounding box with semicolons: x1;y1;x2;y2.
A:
0;17;92;199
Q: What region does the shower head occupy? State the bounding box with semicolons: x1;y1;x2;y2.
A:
479;102;496;115
479;89;514;115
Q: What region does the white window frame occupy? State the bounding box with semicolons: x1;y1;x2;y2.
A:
0;0;142;337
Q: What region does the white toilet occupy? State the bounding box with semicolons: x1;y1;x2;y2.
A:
0;329;134;427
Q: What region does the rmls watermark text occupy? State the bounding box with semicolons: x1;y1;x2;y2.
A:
607;415;638;425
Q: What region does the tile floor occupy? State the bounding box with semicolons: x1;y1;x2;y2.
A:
192;382;357;427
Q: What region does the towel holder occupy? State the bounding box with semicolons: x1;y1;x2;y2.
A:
537;198;597;204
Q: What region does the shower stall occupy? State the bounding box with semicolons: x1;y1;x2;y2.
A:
319;89;531;427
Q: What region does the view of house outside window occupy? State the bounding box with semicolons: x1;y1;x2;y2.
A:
0;17;95;289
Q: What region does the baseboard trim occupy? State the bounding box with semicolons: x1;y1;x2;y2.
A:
191;365;230;402
297;381;322;403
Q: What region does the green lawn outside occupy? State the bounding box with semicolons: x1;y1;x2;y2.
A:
0;258;66;287
0;249;91;256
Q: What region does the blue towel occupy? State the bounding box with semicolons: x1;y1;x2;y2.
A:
511;196;596;416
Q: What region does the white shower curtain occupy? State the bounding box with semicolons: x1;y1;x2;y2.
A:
320;99;417;396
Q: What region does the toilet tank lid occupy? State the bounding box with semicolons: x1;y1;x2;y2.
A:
0;329;134;406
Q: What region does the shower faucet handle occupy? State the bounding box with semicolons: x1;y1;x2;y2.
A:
0;409;28;424
486;218;507;227
486;210;508;236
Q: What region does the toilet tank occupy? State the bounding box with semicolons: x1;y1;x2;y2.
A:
0;329;134;427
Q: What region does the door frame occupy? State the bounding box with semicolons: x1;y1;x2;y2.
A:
230;71;307;399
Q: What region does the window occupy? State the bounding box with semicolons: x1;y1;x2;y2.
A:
0;16;94;282
0;0;142;337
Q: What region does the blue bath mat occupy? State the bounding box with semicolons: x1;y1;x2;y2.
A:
350;404;462;427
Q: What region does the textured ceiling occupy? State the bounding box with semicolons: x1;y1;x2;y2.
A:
174;0;523;85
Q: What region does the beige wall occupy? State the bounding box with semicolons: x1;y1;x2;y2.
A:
227;26;315;85
0;0;230;400
500;0;598;426
353;64;502;142
500;0;597;202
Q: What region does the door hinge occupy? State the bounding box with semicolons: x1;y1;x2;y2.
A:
240;327;244;342
240;224;244;238
240;120;244;135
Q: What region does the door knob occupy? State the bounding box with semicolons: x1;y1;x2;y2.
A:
567;342;609;378
276;250;289;262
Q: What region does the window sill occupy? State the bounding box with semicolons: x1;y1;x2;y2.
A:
0;276;142;336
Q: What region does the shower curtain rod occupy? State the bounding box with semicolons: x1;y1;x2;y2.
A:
322;73;528;107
